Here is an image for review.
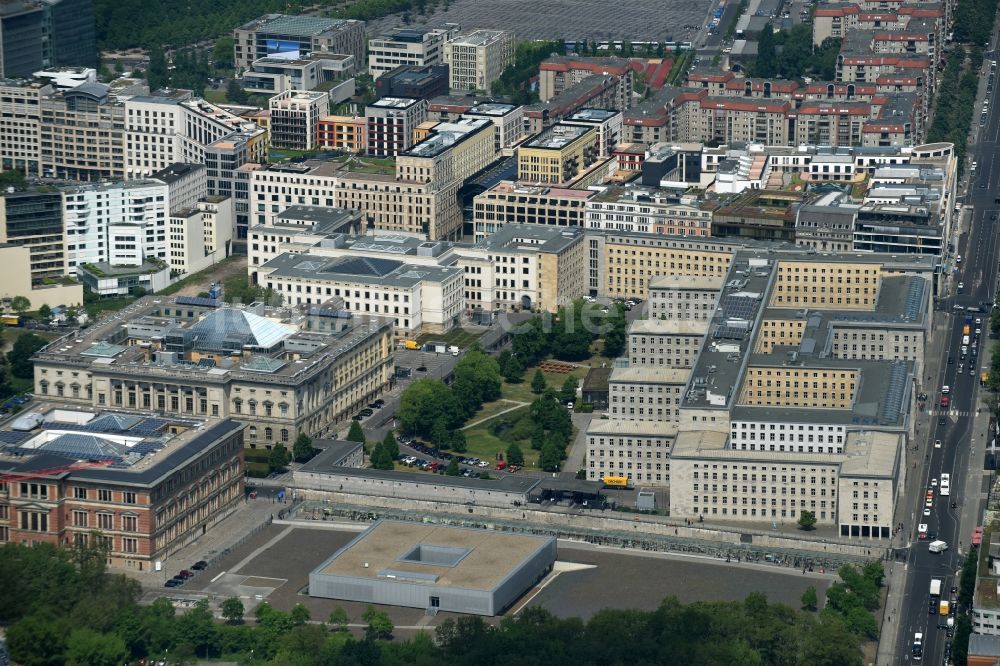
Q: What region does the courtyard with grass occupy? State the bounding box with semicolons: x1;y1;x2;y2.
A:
414;327;485;349
460;406;541;468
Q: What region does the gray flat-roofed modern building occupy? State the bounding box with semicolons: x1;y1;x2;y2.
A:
309;519;556;615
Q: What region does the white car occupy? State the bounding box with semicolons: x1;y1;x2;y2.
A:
477;460;489;468
931;479;938;487
935;439;942;448
918;523;929;537
924;507;932;516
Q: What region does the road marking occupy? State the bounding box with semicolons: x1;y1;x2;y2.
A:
210;570;226;583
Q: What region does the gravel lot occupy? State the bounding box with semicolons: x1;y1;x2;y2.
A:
528;545;833;619
369;0;714;43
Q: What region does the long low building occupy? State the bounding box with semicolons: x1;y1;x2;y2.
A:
309;519;556;616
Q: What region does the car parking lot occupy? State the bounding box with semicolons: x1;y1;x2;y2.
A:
371;0;714;42
397;435;520;477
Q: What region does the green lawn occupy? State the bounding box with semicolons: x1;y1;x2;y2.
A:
501;366;588;403
462;406;540;468
157;256;241;296
203;90;228;105
84;295;137;318
415;328;485;349
463;399;525;428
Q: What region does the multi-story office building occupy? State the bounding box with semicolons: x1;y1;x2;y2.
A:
168;196;233;274
0;79;49;175
368;26;458;79
40;82;125;181
608;366;690;422
517;123;599;185
205;130;266;252
472;181;594;240
0;187;66;283
234;14;365;73
257;253;463;336
151;163;207;213
32;296;395;442
0;0;95;77
242;53;354;96
60;179;169;273
538;56;635;110
585;186;712;236
462;102;524;153
374;64;450;100
365;97;427;157
442;29;514;94
249;206;361;274
585;419;676;486
0;405;244;569
563;108;622;157
269;90;329;150
625;318;710;368
647;275;723;321
316;115;366;152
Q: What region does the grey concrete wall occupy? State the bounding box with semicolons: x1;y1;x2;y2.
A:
294;489;880;561
293;470;529;508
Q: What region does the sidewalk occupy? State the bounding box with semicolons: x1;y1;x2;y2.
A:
128;496;285;589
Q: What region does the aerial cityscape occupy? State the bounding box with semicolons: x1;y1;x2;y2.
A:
0;0;997;662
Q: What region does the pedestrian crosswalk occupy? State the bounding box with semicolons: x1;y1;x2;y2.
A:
928;410;971;418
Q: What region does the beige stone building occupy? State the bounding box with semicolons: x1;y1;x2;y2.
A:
585;419;676;486
442;29;514;94
608;366;690;422
472;181;594;240
31;298;395;445
648;274;724;321
626;318;709;368
517;123;599;185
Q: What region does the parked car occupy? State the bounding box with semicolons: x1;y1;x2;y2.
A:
177;569;194;579
164;579;181;587
191;560;208;570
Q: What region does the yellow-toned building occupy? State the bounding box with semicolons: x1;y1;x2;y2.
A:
317;115;367;152
517;123;599;185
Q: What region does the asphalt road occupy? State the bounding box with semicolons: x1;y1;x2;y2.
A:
893;44;1000;665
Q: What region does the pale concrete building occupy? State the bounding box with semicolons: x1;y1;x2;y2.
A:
234;14;365;73
368;26;459;79
648;274;724;321
585;419;676;486
269;90;329;150
608;366;691;422
443;29;514;94
626;318;709;368
472;181;594;240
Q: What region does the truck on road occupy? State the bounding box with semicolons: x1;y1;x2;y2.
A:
940;599;951;616
912;632;923;661
930;578;942;596
403;340;420;350
929;540;949;553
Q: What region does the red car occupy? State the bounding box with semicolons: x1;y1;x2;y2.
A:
940;396;950;408
495;461;508;471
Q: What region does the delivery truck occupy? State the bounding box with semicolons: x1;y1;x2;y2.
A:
939;599;951;616
930;578;942;596
403;340;420;350
929;540;949;553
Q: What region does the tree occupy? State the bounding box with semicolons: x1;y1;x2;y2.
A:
221;597;244;624
37;304;52;320
430;417;450;450
9;295;30;314
7;613;67;665
0;169;26;190
292;433;315;462
398;378;458;436
539;440;563;472
450;349;502;419
506;443;525;466
559;376;578;404
7;332;47;379
212;36;234;69
289;604;310;626
449;429;467;453
798;510;817;530
268;444;291;472
362;605;394;640
226;78;248;105
382;432;399;460
445;457;460;475
176;599;217;658
147;44;168;90
755;22;777;78
501;353;524;383
531;369;547;394
369;442;394;470
328;606;350;632
801;586;819;612
65;628;127;666
346;420;366;443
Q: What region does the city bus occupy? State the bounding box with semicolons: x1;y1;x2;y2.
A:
940;473;950;496
601;475;632;488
